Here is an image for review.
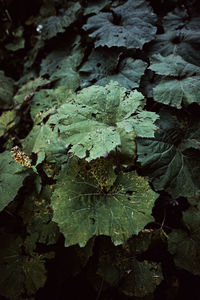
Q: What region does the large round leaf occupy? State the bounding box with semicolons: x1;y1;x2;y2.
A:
48;81;158;162
147;31;200;66
137;109;200;198
149;54;200;108
51;158;157;247
83;0;157;49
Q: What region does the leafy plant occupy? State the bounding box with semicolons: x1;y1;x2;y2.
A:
1;0;200;299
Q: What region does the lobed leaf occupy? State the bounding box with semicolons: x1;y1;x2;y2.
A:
48;81;158;162
51;157;157;247
137;109;200;198
80;48;147;90
149;54;200;108
40;2;82;40
83;0;157;49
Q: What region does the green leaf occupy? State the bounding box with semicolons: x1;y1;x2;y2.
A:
48;81;158;161
0;71;15;109
40;36;82;76
97;236;163;297
18;186;60;251
0;234;47;299
80;48;147;89
120;260;163;297
14;77;50;106
137;109;200;198
83;0;157;49
40;35;83;89
23;36;44;71
0;110;17;137
163;7;200;32
51;157;157;247
0;151;30;212
30;86;75;124
168;203;200;275
22;124;66;164
84;0;112;16
41;2;82;40
147;31;200;67
149;54;200;108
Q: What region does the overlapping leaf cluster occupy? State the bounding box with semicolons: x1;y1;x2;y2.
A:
1;0;200;299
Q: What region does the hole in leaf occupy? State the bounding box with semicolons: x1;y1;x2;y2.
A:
126;190;133;195
90;218;95;224
111;11;122;26
85;164;91;170
172;36;181;44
